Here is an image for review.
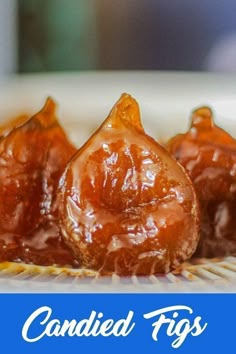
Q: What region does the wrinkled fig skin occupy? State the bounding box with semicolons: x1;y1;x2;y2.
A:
0;98;79;267
58;94;199;275
167;107;236;258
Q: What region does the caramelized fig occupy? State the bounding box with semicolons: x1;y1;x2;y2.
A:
167;107;236;257
0;98;78;266
0;114;29;138
58;94;199;275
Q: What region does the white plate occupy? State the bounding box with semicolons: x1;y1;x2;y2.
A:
1;71;236;293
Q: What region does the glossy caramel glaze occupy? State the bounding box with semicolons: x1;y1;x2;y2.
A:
0;98;79;267
0;114;29;138
58;94;199;275
167;107;236;257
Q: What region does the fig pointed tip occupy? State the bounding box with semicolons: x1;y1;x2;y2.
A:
33;97;58;128
118;93;138;107
191;106;214;129
43;97;57;115
110;93;143;131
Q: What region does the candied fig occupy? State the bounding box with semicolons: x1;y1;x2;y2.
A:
58;94;199;275
167;107;236;257
0;98;78;266
0;114;29;138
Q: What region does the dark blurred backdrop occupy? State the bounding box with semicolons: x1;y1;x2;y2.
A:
18;0;236;72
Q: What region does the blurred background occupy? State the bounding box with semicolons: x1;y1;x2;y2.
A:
2;0;236;74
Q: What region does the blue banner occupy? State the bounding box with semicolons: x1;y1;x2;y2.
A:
0;293;235;354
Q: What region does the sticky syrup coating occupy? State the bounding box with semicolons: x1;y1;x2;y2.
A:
0;114;29;138
0;98;78;266
167;107;236;257
58;94;199;275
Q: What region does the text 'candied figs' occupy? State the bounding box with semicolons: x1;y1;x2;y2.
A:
0;98;78;266
167;107;236;258
58;94;199;275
